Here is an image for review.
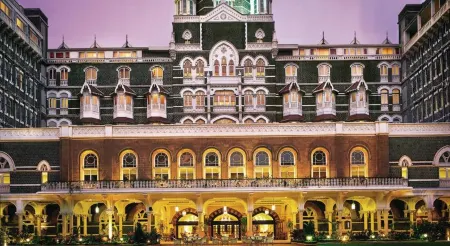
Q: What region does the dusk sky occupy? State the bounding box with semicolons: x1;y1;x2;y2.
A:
18;0;420;48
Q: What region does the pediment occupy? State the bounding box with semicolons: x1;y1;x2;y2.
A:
201;3;246;23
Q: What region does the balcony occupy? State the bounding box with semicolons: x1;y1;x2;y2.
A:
114;104;133;119
40;178;409;193
283;103;302;116
60;80;68;87
209;76;241;85
184;106;205;113
244;105;266;112
48;79;56;86
213;105;236;113
380;75;389;83
147;104;166;118
285;76;297;84
349;102;369;116
0;184;10;193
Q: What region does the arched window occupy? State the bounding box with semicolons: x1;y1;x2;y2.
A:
60;92;69;113
153;151;170;180
48;67;56;80
221;57;227;76
254;149;271;178
399;156;412;179
311;149;328;178
183;91;193;107
256;90;265;106
183;60;192;78
244;59;253;77
195;91;205;107
350;148;368;178
214;60;220;76
244;91;253;106
204;150;221;179
85;67;98;82
80;151;98;181
48;92;57;110
120;151;137;181
60;67;69;82
285;65;297;77
436;147;450;180
196;60;205;77
37;161;50;184
118;66;131;79
392;89;400;105
392;64;400;76
256;59;265;77
380;64;388;76
178;151;195;179
229;150;245;179
318;64;330;77
0;152;14;185
151;66;164;80
229;60;235;76
280;149;296;178
351;64;364;76
381;89;389;105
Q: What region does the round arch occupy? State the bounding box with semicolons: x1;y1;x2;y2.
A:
211;115;239;124
433;145;450;166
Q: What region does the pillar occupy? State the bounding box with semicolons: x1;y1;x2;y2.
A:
376;210;382;232
117;214;123;237
370;211;375;232
247;211;253;236
36;215;42;236
409;210;415;225
16;212;24;234
82;215;88;236
298;209;304;230
313;215;318;232
363;211;368;231
68;213;74;235
146;211;152;233
382;209;389;235
107;209;114;240
197;212;204;237
62;214;68;237
154;213;161;233
427;208;433;222
325;211;333;236
76;214;81;234
336;210;343;235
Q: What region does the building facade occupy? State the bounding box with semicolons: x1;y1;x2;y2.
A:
399;0;450;122
0;0;48;128
0;0;449;243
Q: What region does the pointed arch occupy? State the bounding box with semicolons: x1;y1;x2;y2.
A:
209;41;239;76
36;160;51;171
0;152;15;171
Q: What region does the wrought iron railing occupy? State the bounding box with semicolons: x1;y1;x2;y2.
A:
41;177;408;192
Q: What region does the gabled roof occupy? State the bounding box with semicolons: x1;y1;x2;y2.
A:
79;82;104;97
278;81;305;95
345;80;371;94
147;83;169;95
111;81;136;96
57;36;69;49
350;31;360;45
382;32;392;45
312;79;339;94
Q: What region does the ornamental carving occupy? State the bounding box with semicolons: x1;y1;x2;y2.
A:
182;30;192;42
255;28;265;40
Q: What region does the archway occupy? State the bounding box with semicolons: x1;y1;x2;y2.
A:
208;207;243;239
252;207;281;238
171;208;198;238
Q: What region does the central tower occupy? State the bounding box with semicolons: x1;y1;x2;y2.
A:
175;0;272;16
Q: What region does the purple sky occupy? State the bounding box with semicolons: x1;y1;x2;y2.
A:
18;0;419;48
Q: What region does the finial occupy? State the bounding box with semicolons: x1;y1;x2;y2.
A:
350;31;360;45
319;31;329;45
58;35;69;49
90;34;100;48
123;34;132;48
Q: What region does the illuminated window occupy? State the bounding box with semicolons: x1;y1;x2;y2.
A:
48;93;57;109
381;89;389;105
437;148;450;179
0;152;13;185
392;89;400;105
196;91;205;106
380;64;388;76
221;57;227;76
254;149;271;178
244;59;253;77
280;149;296;178
153;151;170;180
204;150;221;179
80;151;98;181
60;68;69;81
151;66;164;80
60;92;69;110
85;67;98;81
16;18;24;31
228;60;235;76
214;90;236;106
196;60;205;77
113;51;137;58
256;59;265;77
183;91;193;107
399;156;411;179
30;31;39;46
214;60;220;76
183;60;192;78
178;151;195;179
318;64;331;77
244;91;253;106
0;1;11;17
256;90;265;106
392;64;400;76
285;64;297;77
229;150;245;179
118;66;131;79
351;64;364;76
311;149;328;178
350;148;368;178
120;151;137;181
155;153;169;167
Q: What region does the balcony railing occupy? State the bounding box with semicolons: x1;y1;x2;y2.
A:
40;178;408;192
283;103;302;116
0;184;10;194
60;80;68;87
213;105;237;113
48;79;56;86
440;179;450;188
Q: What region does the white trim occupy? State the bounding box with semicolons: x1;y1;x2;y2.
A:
284;63;299;69
433;145;450;166
37;160;51;171
377;86;391;94
83;66;99;72
56;65;71;73
57;90;72;98
47;119;58;127
116;65;132;72
240;55;255;66
243;115;270;123
193;56;208;66
0;151;15;171
9;184;41;187
254;55;269;66
46;65;57;72
211;115;239;124
377;61;391;68
377;114;392;122
46;90;58;98
398;155;412;167
179;56;194;67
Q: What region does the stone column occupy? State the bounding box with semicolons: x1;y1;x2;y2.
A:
325;211;333;236
76;214;81;233
36;215;42;236
117;214;124;237
146;211;153;233
427;208;434;222
376;210;382;232
362;211;368;231
197;211;204;237
336;210;343;236
370;211;375;233
247;211;253;236
82;215;88;236
238;78;242;122
61;213;68;237
68;213;74;235
298;209;304;230
313;215;318;232
409;210;415;225
106;209;114;240
16;212;24;233
382;209;389;235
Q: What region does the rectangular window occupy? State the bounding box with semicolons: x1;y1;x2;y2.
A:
204;168;219;179
30;31;39;46
179;168;194;180
254;167;270;178
0;1;11;17
113;51;137;58
214;91;236;106
55;52;64;59
61;97;68;109
16;18;24;31
17;70;23;90
49;98;57;109
312;166;327;178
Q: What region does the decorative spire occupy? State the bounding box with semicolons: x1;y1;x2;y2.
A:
318;31;329;45
90;35;101;48
382;31;392;44
272;30;277;42
122;35;132;48
57;35;69;49
350;31;360;45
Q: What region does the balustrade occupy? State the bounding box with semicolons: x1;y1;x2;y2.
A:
0;184;10;193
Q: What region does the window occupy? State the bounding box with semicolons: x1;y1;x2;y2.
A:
350;148;368;178
0;152;13;185
0;1;11;17
155;153;169;167
228;60;235;76
151;67;163;79
381;89;389;105
205;152;219;166
48;68;56;80
118;67;130;79
196;60;205;77
214;60;220;76
311;149;328;178
256;59;265;77
85;67;98;81
153;151;170;180
256;90;265;106
392;64;400;76
48;94;57;109
437;148;450;179
280;149;296;178
79;52;104;58
17;70;23;90
113;51;137;58
318;64;330;76
285;65;297;77
30;31;39;46
254;149;271;178
38;163;49;184
229;150;245;179
214;90;236;106
204;150;220;179
380;64;388;76
255;152;269;166
120;151;137;181
351;64;364;76
195;91;205;106
183;60;192;78
183;91;193;107
178;151;194;179
392;89;400;105
60;68;69;81
180;152;194;167
244;91;253;106
221;57;227;76
244;59;253;77
60;92;69;110
80;151;98;181
16;18;24;31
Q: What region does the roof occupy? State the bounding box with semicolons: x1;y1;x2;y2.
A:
278;81;305;95
345;80;370;94
312;80;339;94
147;83;169;95
111;81;136;96
79;83;104;97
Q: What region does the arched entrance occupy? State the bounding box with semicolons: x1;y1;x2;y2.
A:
252;207;281;238
171;208;198;238
208;207;243;239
